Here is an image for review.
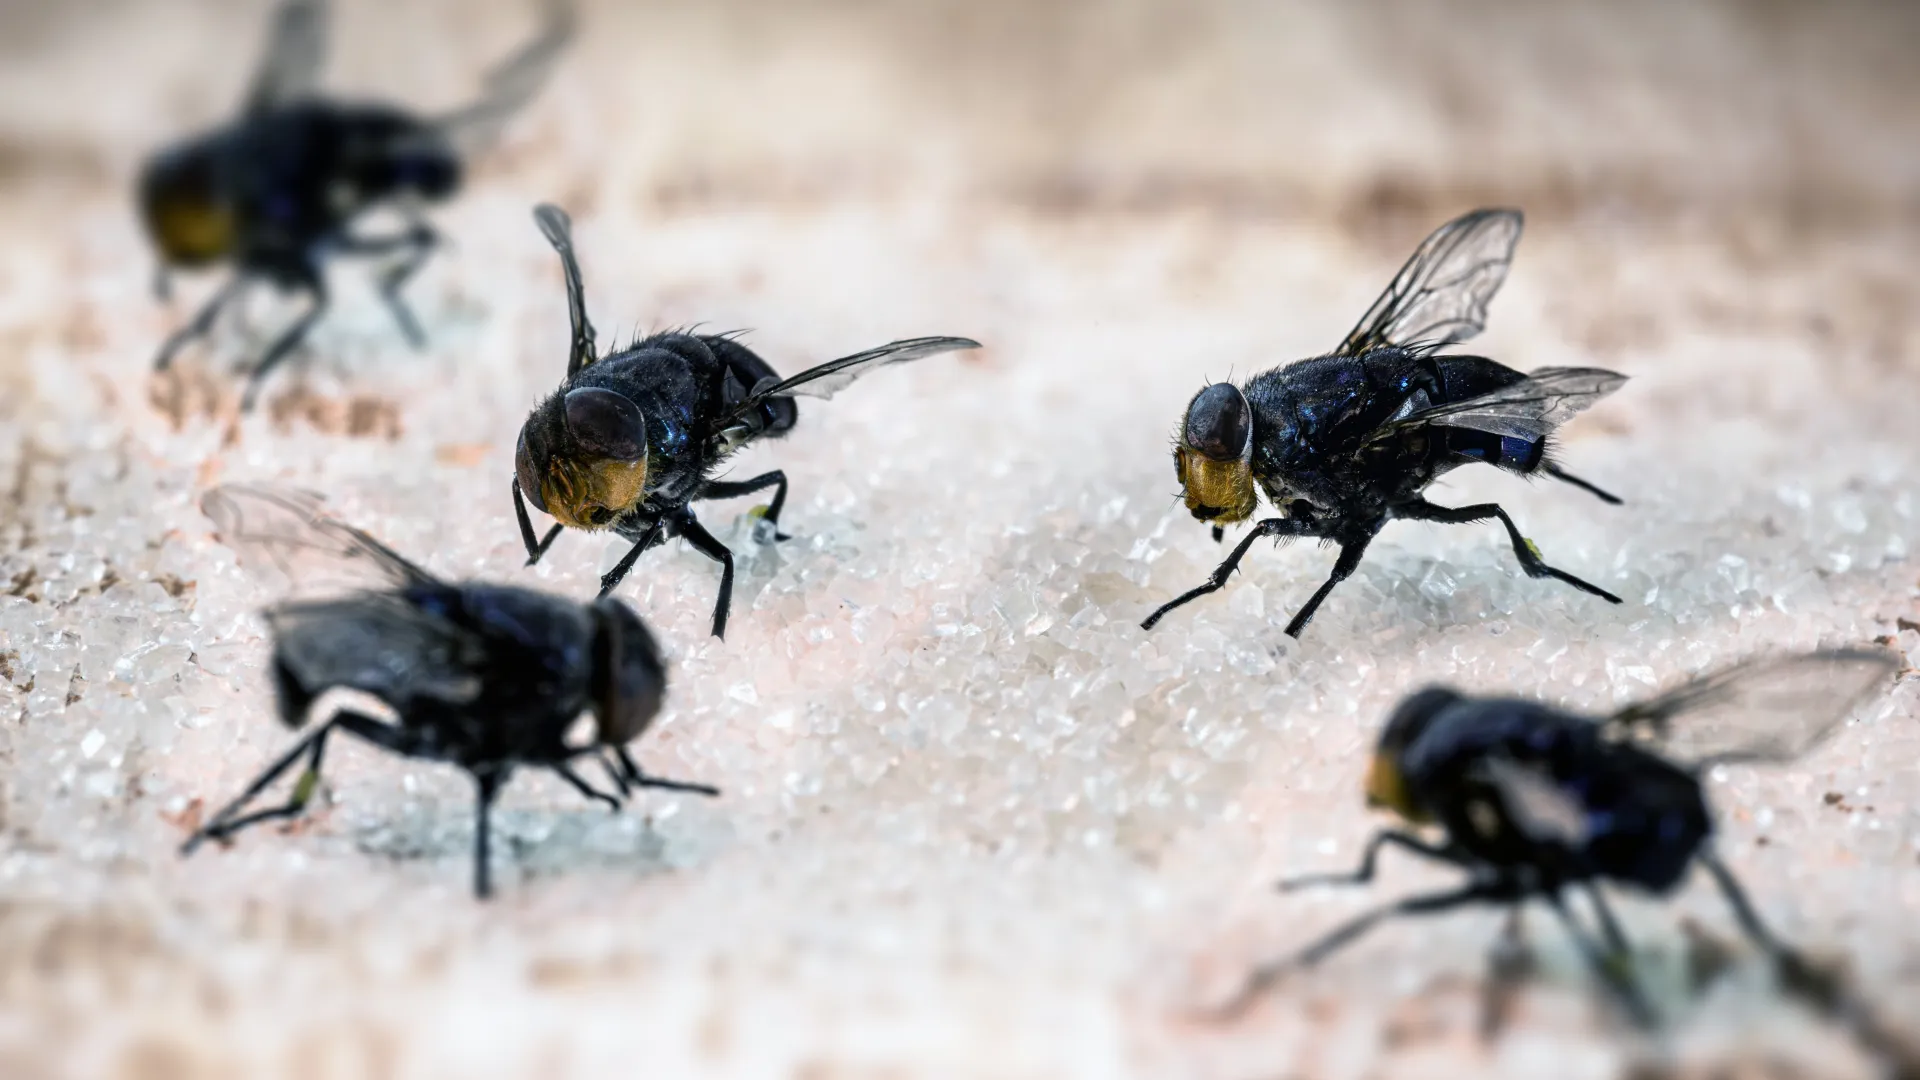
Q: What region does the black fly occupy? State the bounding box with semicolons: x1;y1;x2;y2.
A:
180;485;717;899
142;0;571;409
511;203;980;639
1143;208;1626;639
1221;648;1899;1024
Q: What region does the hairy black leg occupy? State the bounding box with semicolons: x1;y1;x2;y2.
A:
181;709;411;856
512;479;565;566
610;745;720;797
1141;516;1317;631
374;222;437;348
1697;849;1839;1002
1542;462;1622;505
1217;879;1513;1018
595;748;631;797
595;520;665;600
1481;908;1533;1040
240;269;328;411
1282;530;1376;638
154;275;246;371
1399;499;1622;604
1581;884;1635;960
181;717;337;855
698;470;791;541
675;512;738;640
552;761;623;812
1544;889;1654;1028
1277;829;1466;891
471;769;505;899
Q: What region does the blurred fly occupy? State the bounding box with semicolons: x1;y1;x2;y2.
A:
1144;208;1626;639
181;485;717;899
511;203;980;639
1222;648;1899;1024
142;0;572;409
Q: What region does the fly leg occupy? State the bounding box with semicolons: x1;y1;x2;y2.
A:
471;768;506;899
674;510;739;639
1543;889;1655;1028
609;745;721;797
1277;828;1466;891
1215;878;1516;1020
335;219;440;348
1141;516;1317;631
240;262;328;411
1481;907;1534;1040
594;519;666;600
1398;499;1622;604
512;478;564;566
1698;850;1838;1007
1282;529;1377;638
154;275;247;371
698;470;790;542
1541;462;1622;505
552;761;623;812
180;709;409;855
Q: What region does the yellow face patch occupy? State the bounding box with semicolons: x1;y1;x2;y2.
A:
542;457;649;530
149;196;235;265
1364;753;1429;823
1175;446;1257;525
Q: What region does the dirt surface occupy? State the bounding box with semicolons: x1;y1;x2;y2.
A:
1;2;1918;1078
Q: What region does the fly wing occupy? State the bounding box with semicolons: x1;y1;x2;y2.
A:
1370;366;1626;444
1477;756;1591;847
1338;208;1524;356
709;336;979;450
266;593;487;707
243;0;328;114
435;1;575;157
201;484;441;596
1603;649;1900;768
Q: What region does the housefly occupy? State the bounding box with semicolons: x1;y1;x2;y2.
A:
142;0;572;409
1143;208;1626;639
510;203;980;639
1221;648;1899;1024
180;485;717;899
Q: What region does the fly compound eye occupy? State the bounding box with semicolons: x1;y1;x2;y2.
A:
1183;383;1251;461
514;428;548;515
564;387;648;462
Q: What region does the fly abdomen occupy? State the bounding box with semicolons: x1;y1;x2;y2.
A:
708;335;797;437
1443;427;1546;474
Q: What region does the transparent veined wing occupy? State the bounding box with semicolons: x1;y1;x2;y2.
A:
1339;208;1523;357
436;0;575;157
201;484;441;596
243;0;328;114
709;336;979;450
1602;649;1901;768
1370;366;1626;444
267;593;487;707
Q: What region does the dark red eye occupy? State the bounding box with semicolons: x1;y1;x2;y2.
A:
564;387;648;461
1183;383;1251;461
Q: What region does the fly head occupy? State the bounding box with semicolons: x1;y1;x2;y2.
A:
1366;686;1461;823
1175;382;1257;525
589;597;667;745
515;386;650;531
139;140;233;267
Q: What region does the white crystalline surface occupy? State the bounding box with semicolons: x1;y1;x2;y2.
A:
2;2;1920;1077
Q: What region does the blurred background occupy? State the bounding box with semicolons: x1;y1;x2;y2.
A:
0;2;1917;1078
